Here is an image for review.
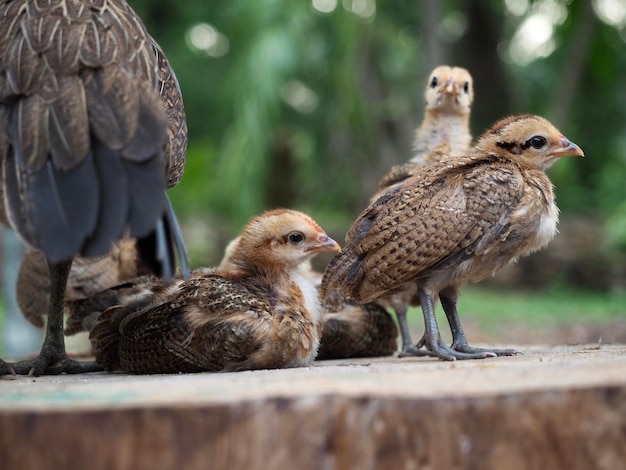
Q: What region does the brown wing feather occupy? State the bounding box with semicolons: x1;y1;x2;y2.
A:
0;0;187;274
112;274;275;374
317;302;398;360
324;155;525;303
155;45;188;188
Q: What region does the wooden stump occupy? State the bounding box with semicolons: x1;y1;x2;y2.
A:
1;344;625;470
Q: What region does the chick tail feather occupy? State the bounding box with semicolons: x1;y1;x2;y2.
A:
321;247;366;303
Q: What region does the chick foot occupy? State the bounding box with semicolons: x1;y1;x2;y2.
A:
438;293;520;358
451;338;522;357
419;289;496;361
395;306;434;358
423;335;496;361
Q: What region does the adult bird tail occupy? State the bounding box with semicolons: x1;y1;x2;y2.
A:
136;195;189;282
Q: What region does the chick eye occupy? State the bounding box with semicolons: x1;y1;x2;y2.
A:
287;232;304;245
529;136;547;149
430;76;438;88
463;81;469;93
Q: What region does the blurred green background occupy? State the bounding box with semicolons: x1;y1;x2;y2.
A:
130;0;625;288
3;0;626;356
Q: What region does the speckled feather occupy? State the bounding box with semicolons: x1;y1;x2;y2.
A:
87;209;339;374
317;299;398;360
219;237;399;360
322;115;578;306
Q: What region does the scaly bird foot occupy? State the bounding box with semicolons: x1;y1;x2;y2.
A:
10;349;103;376
451;341;522;357
426;336;497;361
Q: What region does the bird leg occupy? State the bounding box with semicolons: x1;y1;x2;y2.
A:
418;288;498;360
439;292;521;357
394;303;432;358
9;259;103;376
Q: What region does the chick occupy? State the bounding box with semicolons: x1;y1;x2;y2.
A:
378;65;473;193
316;295;398;360
221;238;398;361
374;65;474;356
69;230;396;365
321;115;584;360
88;209;341;373
192;235;396;360
219;237;398;360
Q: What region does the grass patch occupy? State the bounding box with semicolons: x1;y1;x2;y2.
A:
457;285;626;324
405;285;626;337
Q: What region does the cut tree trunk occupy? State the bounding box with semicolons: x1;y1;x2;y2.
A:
1;344;625;470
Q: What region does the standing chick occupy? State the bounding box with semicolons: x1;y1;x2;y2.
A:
89;209;341;373
321;115;584;360
378;65;473;193
374;65;474;355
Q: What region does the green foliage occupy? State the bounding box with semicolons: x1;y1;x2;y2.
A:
129;0;626;267
457;286;626;324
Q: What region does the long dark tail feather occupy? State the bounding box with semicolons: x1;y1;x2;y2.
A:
4;154;100;263
123;156;167;239
136;193;188;283
164;196;189;279
81;142;130;258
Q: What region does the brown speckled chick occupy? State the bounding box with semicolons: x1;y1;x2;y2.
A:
377;65;473;193
88;209;340;374
373;65;474;355
220;237;398;361
69;235;397;364
321;115;584;361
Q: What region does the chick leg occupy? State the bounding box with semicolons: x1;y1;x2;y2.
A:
419;288;498;360
439;292;521;357
394;303;431;357
9;259;103;376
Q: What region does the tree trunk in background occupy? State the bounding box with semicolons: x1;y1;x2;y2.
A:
265;130;298;209
421;0;446;73
550;0;597;128
456;0;512;134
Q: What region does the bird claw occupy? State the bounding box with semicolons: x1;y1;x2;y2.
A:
0;359;16;378
423;337;500;361
451;341;522;358
10;354;103;377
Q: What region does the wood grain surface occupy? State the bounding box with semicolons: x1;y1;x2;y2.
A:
1;344;625;470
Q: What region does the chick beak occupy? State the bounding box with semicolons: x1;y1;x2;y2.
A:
438;79;459;105
552;138;585;158
444;79;456;95
306;234;341;253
